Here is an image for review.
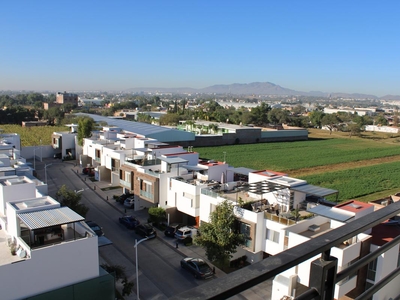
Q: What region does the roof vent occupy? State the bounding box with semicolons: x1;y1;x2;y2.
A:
308;224;320;232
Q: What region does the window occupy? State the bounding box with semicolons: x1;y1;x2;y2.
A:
240;222;252;248
267;229;280;243
398;251;400;268
367;258;377;281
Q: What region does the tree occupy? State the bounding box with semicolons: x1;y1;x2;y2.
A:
321;114;340;135
101;264;134;299
374;113;388;126
194;200;245;266
43;107;65;125
249;102;271;126
268;108;290;125
348;123;361;138
77;117;95;146
309;111;325;128
55;185;89;217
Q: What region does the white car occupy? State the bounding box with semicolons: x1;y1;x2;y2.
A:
124;197;135;209
175;226;197;240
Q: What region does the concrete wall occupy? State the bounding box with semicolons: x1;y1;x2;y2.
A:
169;129;308;147
21;145;56;159
0;237;99;300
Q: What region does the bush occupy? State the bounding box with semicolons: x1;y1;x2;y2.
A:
148;207;166;225
183;236;192;246
229;255;247;268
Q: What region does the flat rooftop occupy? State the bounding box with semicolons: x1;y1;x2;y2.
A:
0;229;25;266
11;197;58;211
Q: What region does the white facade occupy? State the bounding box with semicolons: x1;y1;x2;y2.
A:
0;151;102;299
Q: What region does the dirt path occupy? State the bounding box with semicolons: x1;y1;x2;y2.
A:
286;155;400;178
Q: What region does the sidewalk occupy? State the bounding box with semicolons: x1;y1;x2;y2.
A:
71;163;225;277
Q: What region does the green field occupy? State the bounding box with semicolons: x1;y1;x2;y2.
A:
194;137;400;202
0;124;68;147
194;139;400;172
302;161;400;202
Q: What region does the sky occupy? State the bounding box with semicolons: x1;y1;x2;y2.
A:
1;1;400;96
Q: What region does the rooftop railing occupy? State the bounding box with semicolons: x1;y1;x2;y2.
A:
170;200;400;300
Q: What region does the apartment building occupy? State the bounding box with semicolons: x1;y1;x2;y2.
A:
52;124;78;159
81;125;400;299
0;155;114;299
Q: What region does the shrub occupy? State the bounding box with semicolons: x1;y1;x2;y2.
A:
148;207;166;225
183;236;192;246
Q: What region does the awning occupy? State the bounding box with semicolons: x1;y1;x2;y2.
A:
159;157;188;164
291;184;338;198
181;165;207;171
231;167;255;176
18;207;84;230
307;205;354;222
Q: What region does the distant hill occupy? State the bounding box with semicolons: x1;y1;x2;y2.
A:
380;95;400;100
126;82;399;99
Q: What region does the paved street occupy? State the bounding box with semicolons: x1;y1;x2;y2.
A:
33;159;272;300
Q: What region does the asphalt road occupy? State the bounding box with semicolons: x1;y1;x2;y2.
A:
34;159;206;299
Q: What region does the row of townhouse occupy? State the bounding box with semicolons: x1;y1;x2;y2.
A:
0;137;114;300
83;126;400;300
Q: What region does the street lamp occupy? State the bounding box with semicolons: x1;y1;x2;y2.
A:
44;163;52;184
134;236;150;300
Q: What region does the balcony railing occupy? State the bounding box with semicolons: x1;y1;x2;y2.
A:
264;211;296;226
112;167;119;173
94;157;100;162
201;188;219;199
170;200;400;300
119;179;131;189
140;190;154;200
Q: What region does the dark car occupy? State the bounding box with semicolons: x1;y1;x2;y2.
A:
119;216;140;229
54;153;62;159
135;224;157;239
123;197;135;209
164;223;183;237
180;257;214;279
86;221;104;236
117;193;133;204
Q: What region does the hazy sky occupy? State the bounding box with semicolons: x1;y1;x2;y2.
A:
1;1;399;96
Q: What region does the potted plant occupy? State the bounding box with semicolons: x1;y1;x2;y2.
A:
10;244;16;256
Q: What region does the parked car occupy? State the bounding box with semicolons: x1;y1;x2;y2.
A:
124;197;135;209
53;153;62;159
164;223;183;237
117;193;133;204
135;224;157;239
175;226;197;240
82;168;95;176
119;216;140;229
180;257;214;279
85;221;104;236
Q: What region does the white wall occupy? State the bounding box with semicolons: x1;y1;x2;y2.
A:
0;179;37;215
0;237;99;300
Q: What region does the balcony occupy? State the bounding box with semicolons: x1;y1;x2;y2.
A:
170;199;400;300
140;190;154;200
265;211;296;226
120;179;131;189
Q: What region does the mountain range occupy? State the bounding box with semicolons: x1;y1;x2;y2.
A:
126;82;400;100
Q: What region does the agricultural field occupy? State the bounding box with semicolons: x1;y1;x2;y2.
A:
0;124;68;147
195;129;400;202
